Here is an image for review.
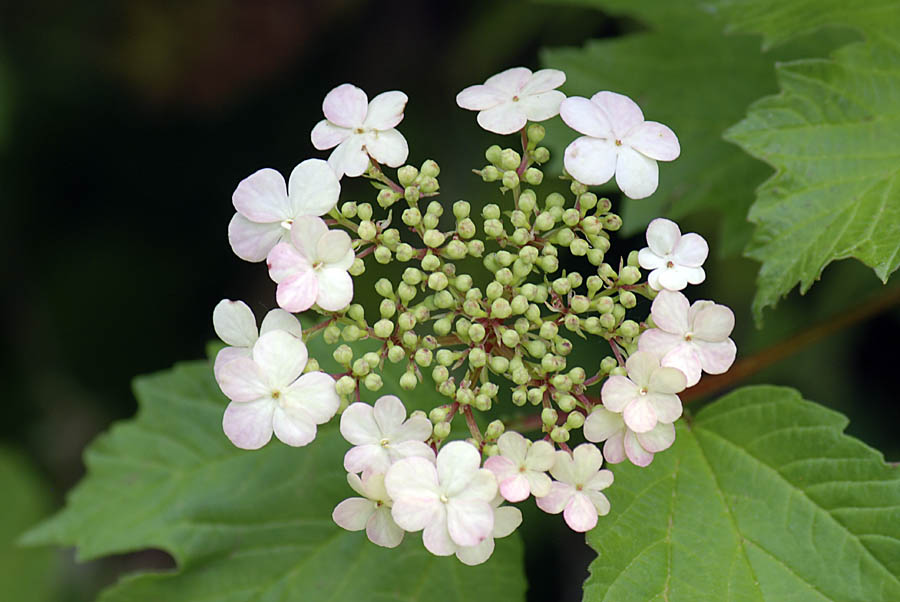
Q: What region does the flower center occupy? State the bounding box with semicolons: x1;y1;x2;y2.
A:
615;139;623;146
512;95;520;102
575;484;584;491
519;466;527;473
312;260;323;270
355;127;365;134
666;260;675;268
375;500;383;508
684;332;693;341
639;387;648;396
439;493;449;504
280;218;293;231
379;438;390;447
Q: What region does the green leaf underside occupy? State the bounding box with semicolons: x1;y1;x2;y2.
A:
584;385;900;602
23;360;526;601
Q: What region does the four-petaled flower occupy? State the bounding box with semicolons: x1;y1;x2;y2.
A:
228;159;340;262
340;395;435;475
332;472;404;548
267;216;355;312
638;290;737;387
638;218;708;291
455;496;522;566
456;67;566;135
216;330;339;450
536;443;613;532
311;83;409;179
385;441;497;556
484;431;554;502
583;407;676;467
600;350;685;433
560;91;680;199
211;299;301;378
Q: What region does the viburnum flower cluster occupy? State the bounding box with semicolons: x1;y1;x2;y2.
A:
212;66;736;563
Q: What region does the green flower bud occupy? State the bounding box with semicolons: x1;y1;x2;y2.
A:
395;243;414;262
420;159;440;178
556;393;577;412
402;267;423;286
494;251;513;268
469;347;487;368
610;365;627;377
519;189;537;213
532;146;550;163
446;200;469;220
619;290;637;308
388;345;406;363
511;388;527;406
566;411;585;429
398;165;419;187
542;243;558;257
433;290;454;309
400;370;419;390
341;201;358;218
539;321;558;340
500;149;521;171
500;328;520;348
433;421;451;439
598;263;617;280
483;218;504;239
612;303;626;321
419;176;439;194
525;339;547;358
599;312;617;331
358;220;377;241
398;312;417;331
456;387;474;406
455;317;471;337
377;188;400;208
373;318;394;338
421;334;438;349
552;277;571;296
469;322;486;343
578;192;598;210
473;394;491;412
541;407;558;426
438;379;456;398
481;165;501;182
626;250;640;268
538;255;559;273
420;253;439;272
481;382;499;397
563;208;580;227
432;365;450;384
425;201;442;216
363;373;383;391
415;348;433;367
562;314;579;333
422;213;439;230
502;170;520;190
397;282;416;303
428;272;449;291
404;185;421;204
374;245;392;264
486;281;504;300
435;349;455;366
552;228;575;247
618;319;640;338
600;356;618;373
348;304;365;322
555;338;572;356
586;275;603;294
456;218;476;239
485;419;505;440
429;406;449;424
594;197;611;213
584;316;602;334
523;167;543;186
568;367;586;385
533;211;555;231
569;239;588;256
511;295;529;315
423;229;445;248
508;210;527;229
510;228;530;247
594;296;614;313
525;387;542;405
541;353;558;373
602;213;622;231
490;355;510;373
323;323;341;344
454;274;473;292
356;203;374;221
349;258;365;276
532;285;549;304
401;207;422;229
581;215;602;236
352;358;370;377
550;426;570;443
485;144;503;165
570;295;590;314
336;375;357;396
619;266;641;285
434;315;452;335
495;268;513;286
568;272;583;289
570;181;588;195
489;298;511;319
342;324;363;341
526;123;546;144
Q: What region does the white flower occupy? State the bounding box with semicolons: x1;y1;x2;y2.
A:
340;395;435;475
535;443;613;533
385;441;497;556
601;351;685;433
560;91;680;199
332;472;404;548
216;330;339;450
638;290;737;387
211;299;301;378
311;83;409;179
227;159;340;262
483;432;554;502
638;218;708;291
455;496;522;566
583;407;675;468
266;216;355;312
456;67;566;135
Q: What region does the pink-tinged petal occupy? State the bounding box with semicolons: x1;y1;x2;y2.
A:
584;489;611;516
367;507;404;548
344;444;389;475
590;91;644;139
276;271;318;313
560;97;613;138
525;470;552;498
454;469;499;504
624;121;680;161
288;215;327;260
422;519;456;556
311;119;350;150
692;304;735;341
548;450;576;485
447;499;494;547
456;84;506;111
564;136;617;186
637;328;683;357
645;218;681;256
355;472;388;500
332;497;374;531
363;91;408;130
661;343;702;387
585;468;614;492
232;168;290;222
341;402;379;444
286;371;339;423
536;481;574;514
484;455;517;481
323;83;367;128
228;214;286;263
388;440;435;464
328;135;369;179
638;247;666;270
657;267;689;291
648;269;663;291
688;300;715;323
272;405;317;447
476;102;527;135
456;538;494;566
672;232;708;267
385;457;439;501
623;430;654;467
583;408;624;443
213;299;257;347
520;90;566;121
498;473;530;503
602;431;627;464
259;309;302;338
521;68;566;95
525;440;556;472
315;268;354;311
217;358;268;402
316;229;353;265
625;351;660;388
600;375;638;413
615;146;658;199
496;431;529;465
364;128;409;168
392;413;433;443
222;398;275;449
392;495;442;533
484;66;532;94
436;441;481;495
213;346;250;380
649;366;687;395
623;396;657;433
571;443;604;483
694;339;737;375
683;266;706;285
267;241;309;283
636;422;676;453
252;330;307;386
563;493;598;532
287;159;340;217
651;290;691;334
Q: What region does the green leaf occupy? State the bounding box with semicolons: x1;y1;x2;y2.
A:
584;386;900;602
726;32;900;320
23;359;526;601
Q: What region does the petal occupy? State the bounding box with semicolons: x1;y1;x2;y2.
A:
272;405;317;446
385;457;439;503
213;299;258;347
583;407;624;443
285;371;339;423
636;422;676;453
657;267;690;291
436;441;481;496
615;146;659;200
213;346;250;380
422;518;456;556
497;473;530;503
252;330;307;386
259;309;302;338
287;158;340;217
275;270;318;313
560;97;613;139
520;68;566;95
692;303;736;341
590;91;644;139
456;84;507;111
393;495;443;533
484;67;532;94
602;432;627;464
447;499;494;547
524;471;552;498
217;358;268;402
625;350;660;388
363;128;408;168
585;469;614;492
494;505;523;538
317;229;353;265
584;489;611;517
332;497;375;531
323;83;367;128
371;395;406;434
535;481;574;514
661;344;702;387
344;444;389;475
648;269;663;292
637;328;683;358
672;232;709;267
315;268;354;311
363;90;408;130
289;215;328;260
231;168;290;222
340;402;380;445
649;366;687;395
547;450;575;485
366;507;404;548
222;399;274;450
525;440;556;472
623;429;654;467
564;136;617;186
496;431;528;465
484;455;517;482
645;218;681;256
682;266;706;286
346;472;368;497
387;440;435;465
623;396;657;433
453;469;498;504
520;90;566;122
391;413;433;443
228;213;287;263
650;290;691;334
456;538;494;566
311;119;350;150
638;247;666;270
563;493;598;532
600;375;638;413
266;241;309;283
624;121;680;161
328;135;370;179
476;102;527;135
694;339;737;375
571;443;604;484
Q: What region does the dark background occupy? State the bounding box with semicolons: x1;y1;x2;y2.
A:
1;1;897;600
